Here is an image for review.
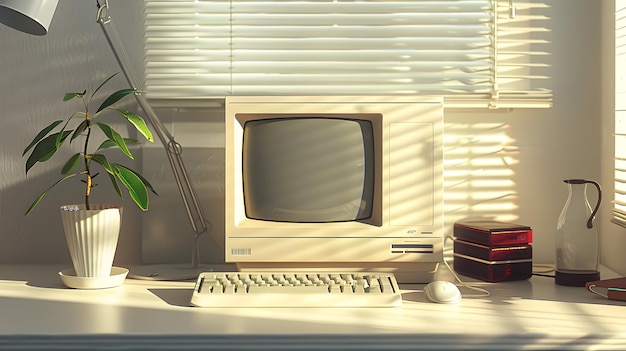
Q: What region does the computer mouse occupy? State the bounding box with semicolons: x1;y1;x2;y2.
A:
424;280;462;304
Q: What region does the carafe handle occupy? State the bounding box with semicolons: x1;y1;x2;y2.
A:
564;179;602;229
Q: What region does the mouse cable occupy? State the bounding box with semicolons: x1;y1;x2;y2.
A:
442;235;491;298
532;263;556;278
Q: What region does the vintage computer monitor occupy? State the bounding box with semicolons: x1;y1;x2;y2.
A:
224;96;443;283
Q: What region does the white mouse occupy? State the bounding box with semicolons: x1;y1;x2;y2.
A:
424;280;462;304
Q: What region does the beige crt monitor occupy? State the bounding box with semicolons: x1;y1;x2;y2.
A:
224;96;443;283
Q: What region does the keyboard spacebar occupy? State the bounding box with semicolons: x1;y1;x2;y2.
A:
248;285;330;293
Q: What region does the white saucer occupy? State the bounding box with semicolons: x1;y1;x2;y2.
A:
59;267;129;289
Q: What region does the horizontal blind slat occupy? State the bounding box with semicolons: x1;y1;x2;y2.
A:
143;0;552;106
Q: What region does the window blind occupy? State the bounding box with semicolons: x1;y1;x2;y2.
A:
614;0;626;226
143;0;552;108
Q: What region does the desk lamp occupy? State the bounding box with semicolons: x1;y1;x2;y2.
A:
0;0;213;280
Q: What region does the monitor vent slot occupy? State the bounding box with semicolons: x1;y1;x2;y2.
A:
231;248;252;256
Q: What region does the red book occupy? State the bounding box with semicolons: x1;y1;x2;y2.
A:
454;221;532;246
586;277;626;301
453;239;532;261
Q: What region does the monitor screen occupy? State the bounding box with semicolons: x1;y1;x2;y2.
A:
243;117;375;223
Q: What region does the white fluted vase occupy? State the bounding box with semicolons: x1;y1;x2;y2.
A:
60;204;122;278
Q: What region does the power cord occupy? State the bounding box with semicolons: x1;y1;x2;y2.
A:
532;263;556;278
442;235;491;298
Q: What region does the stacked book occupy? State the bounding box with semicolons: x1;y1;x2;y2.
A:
453;220;533;282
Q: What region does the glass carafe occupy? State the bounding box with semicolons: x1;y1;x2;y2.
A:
555;179;601;286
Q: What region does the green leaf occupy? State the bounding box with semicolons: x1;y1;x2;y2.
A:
96;138;138;152
115;109;154;142
91;153;114;174
96;122;133;159
63;90;86;102
106;170;123;198
55;114;76;149
113;164;149;211
25;131;71;174
91;73;119;100
24;173;78;215
96;88;138;113
71;119;88;142
134;170;158;196
23;120;62;156
61;153;82;174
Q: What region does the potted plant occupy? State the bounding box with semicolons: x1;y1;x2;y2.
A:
23;73;156;286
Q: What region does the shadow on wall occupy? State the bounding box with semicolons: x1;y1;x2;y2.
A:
140;104;226;266
0;0;149;265
444;119;521;227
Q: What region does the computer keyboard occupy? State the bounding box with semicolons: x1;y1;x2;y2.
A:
190;271;403;307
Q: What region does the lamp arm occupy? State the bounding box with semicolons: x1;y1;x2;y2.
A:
96;0;211;269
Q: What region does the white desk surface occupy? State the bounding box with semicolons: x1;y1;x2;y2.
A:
0;264;625;351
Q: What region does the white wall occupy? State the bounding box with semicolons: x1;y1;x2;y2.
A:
2;0;623;275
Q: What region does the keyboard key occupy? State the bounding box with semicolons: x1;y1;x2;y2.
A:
248;285;329;294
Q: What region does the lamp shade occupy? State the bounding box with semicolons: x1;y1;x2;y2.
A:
0;0;58;35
